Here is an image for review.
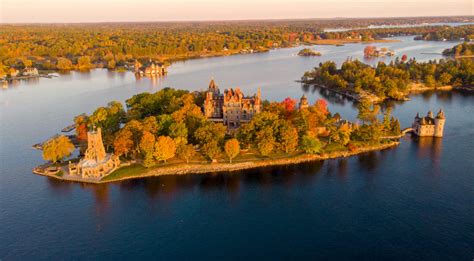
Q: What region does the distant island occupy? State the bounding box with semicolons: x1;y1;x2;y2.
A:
301;58;474;103
33;80;402;183
298;48;321;56
442;42;474;58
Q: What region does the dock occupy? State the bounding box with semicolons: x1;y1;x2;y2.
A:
62;124;76;132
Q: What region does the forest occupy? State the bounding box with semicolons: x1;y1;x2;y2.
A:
1;16;472;76
302;58;474;101
42;88;400;166
443;42;474;57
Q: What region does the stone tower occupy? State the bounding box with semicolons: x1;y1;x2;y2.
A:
299;94;309;109
434;109;446;137
84;128;106;162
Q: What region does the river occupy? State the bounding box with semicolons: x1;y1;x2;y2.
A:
1;36;473;259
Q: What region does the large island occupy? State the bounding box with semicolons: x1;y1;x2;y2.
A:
34;80;402;183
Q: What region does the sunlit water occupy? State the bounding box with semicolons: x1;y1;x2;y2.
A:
1;36;473;259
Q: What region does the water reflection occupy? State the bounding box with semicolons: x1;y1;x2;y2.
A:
412;136;443;174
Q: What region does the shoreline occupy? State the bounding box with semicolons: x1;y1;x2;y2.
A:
8;38;408;77
302;81;465;103
33;142;399;184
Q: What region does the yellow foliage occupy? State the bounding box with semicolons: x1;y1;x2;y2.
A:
42;135;75;163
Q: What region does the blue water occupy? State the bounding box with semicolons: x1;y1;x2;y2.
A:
1;36;473;259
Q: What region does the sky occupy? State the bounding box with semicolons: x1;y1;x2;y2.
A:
1;0;472;23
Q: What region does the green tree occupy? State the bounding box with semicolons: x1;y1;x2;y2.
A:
300;134;322;154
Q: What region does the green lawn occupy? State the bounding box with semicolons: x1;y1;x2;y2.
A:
102;164;148;181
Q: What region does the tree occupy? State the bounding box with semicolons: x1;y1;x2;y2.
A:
113;129;134;157
357;100;380;124
438;72;452;86
194;122;226;146
139;131;156;155
256;128;275;156
224;139;240;163
77;56;93;70
42;135;75;163
74;114;88;141
177;144;195;163
143;153;155;168
300;134;322;154
57;58;74;70
401;54;408;62
278;127;299;153
201;140;221;161
314;99;328;115
364;46;377;57
154;136;176;163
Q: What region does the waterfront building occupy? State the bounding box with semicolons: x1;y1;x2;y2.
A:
22;67;39;76
412;110;445;137
134;60;167;76
203;79;262;129
68;128;120;179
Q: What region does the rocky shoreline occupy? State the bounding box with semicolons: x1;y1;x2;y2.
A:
33;142;400;184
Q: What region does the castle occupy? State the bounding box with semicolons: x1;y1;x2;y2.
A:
68;128;120;179
203;79;262;128
412;109;445;137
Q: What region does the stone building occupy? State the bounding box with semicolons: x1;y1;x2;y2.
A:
134;60;167;77
412;109;445;137
22;67;39;76
299;94;309;109
203;79;262;129
69;128;120;179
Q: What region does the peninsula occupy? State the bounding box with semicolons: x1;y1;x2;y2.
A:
33;80;402;183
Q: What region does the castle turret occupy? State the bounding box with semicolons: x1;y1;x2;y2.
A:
434;109;446;137
299;94;309;109
208;79;219;96
427;110;434;118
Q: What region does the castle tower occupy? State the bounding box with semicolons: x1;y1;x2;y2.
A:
299;94;309;109
209;79;219;96
427;110;434;118
434;109;446;137
84;128;106;162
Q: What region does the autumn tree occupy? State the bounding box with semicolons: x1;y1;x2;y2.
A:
42;135;75;163
300;134;322;154
57;58;74;70
201;140;221;161
176;144;195;163
74;114;89;141
256;128;275;156
364;45;377;57
139;131;156;156
113;129;134;157
154;136;176;163
224;139;240;163
278;126;299;153
77;56;93;70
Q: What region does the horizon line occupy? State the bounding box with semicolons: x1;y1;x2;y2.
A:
1;15;473;25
